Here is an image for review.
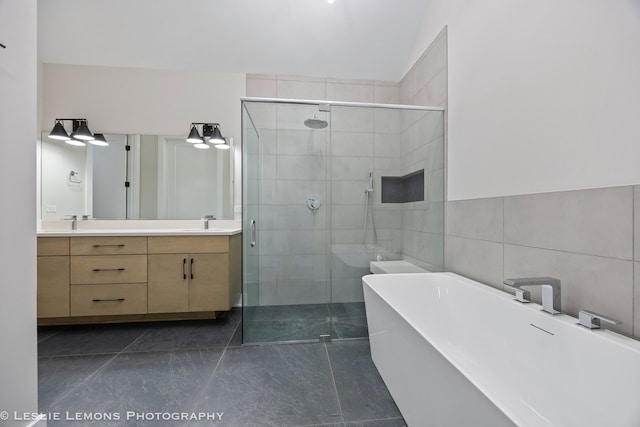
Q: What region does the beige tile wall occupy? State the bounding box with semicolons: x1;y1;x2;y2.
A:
445;186;640;338
398;27;448;270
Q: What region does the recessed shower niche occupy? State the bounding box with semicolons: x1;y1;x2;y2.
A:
241;98;445;344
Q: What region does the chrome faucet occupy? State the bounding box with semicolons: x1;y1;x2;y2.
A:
578;310;621;330
203;215;216;230
503;277;561;315
66;215;78;231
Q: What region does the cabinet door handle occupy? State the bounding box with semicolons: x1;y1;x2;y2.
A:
92;244;125;248
92;268;125;272
250;220;256;247
190;258;194;280
183;258;187;280
92;298;125;302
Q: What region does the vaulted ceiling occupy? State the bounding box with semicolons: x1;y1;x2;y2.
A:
37;0;430;81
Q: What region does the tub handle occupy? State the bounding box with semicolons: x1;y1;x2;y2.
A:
578;310;621;330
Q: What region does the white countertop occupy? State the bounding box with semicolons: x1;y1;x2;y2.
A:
37;219;242;237
37;228;241;237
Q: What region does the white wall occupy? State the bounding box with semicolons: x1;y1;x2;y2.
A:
408;0;640;200
0;0;39;425
42;64;245;150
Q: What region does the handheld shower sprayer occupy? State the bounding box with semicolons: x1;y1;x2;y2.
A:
365;172;374;194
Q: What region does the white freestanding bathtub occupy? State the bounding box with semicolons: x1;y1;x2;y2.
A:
362;272;640;427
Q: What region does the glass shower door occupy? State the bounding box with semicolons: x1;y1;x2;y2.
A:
242;100;332;344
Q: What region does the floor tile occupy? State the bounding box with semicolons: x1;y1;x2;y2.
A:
244;303;330;321
329;302;367;320
38;324;151;357
343;418;407;427
38;354;114;411
125;309;241;352
37;326;67;343
191;344;343;427
243;319;334;343
327;341;402;422
332;318;368;339
48;348;223;427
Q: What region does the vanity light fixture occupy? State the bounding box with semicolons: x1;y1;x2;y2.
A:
89;133;109;146
214;138;230;150
186;122;225;148
49;119;96;145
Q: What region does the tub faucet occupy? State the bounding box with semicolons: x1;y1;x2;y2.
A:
503;277;561;315
203;215;216;230
578;310;621;330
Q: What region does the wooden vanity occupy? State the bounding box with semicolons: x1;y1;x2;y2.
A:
37;232;241;325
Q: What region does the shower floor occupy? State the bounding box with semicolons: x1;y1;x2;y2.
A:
243;302;368;344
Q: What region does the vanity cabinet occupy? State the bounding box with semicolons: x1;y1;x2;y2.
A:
36;232;241;324
37;237;70;318
148;236;235;313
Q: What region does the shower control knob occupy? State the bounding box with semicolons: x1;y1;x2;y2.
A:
307;196;321;211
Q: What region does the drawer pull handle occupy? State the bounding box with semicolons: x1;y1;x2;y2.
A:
92;298;125;302
92;244;126;248
183;258;187;280
92;268;126;272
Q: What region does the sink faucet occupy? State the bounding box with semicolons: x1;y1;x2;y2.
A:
65;215;78;231
503;277;561;315
203;215;216;230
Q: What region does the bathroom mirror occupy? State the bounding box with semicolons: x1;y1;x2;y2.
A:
39;133;234;220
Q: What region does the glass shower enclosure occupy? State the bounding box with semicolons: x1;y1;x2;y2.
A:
242;98;444;344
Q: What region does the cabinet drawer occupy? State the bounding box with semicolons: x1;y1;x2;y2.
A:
71;255;147;284
38;237;70;256
148;236;228;254
70;283;147;316
71;236;147;255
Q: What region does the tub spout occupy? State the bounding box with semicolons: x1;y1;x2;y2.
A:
503;277;561;315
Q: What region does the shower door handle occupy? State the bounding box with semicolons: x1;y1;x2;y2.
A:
250;220;256;247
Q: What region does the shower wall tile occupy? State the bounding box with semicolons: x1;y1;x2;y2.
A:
332;205;366;230
331;107;375;133
413;69;447;108
259;129;277;155
330;132;374;157
327;82;374;103
634;186;639;261
446;197;503;242
374;134;402;158
270;205;328;230
374;157;403;171
330;156;373;181
277;279;329;305
262;155;277;180
272;180;327;205
331;278;365;303
245;103;276;129
331;180;369;205
277;155;326;181
277;129;327;156
504;244;633;336
246;78;277;98
412;30;447;91
504;186;633;260
374;109;404;134
374;83;400;105
276;74;326;82
399;76;412;105
277;80;327;99
444;236;504;289
327;77;375;85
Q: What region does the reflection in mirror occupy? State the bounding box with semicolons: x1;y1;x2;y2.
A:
40;133;234;220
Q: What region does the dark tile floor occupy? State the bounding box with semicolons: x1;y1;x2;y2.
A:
38;308;406;427
243;303;369;344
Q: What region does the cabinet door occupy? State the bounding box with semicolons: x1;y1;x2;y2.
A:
37;256;70;318
189;253;230;312
148;254;189;313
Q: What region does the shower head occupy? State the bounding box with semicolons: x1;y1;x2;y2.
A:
304;112;328;129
